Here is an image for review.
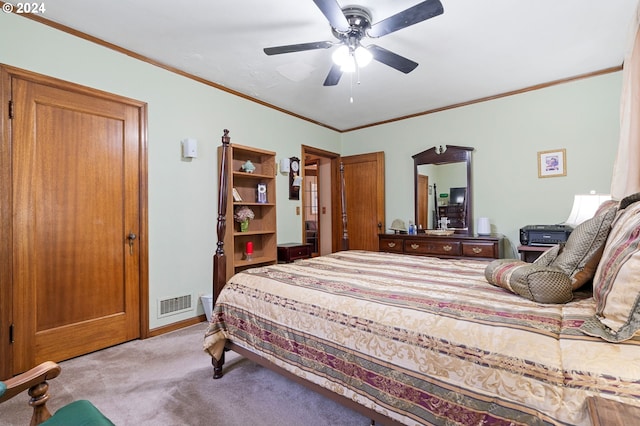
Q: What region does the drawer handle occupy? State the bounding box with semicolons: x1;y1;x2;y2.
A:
443;245;453;252
472;247;482;254
410;243;419;250
387;242;396;248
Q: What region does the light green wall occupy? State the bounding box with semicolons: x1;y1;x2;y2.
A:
341;73;622;256
2;12;623;329
1;13;340;329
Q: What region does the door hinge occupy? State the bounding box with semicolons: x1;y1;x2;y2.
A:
8;100;13;119
9;323;14;343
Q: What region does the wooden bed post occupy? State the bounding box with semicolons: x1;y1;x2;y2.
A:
212;129;230;379
213;129;230;303
340;162;349;251
433;182;439;229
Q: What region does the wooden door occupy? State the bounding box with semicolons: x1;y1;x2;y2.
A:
6;69;146;375
341;152;385;251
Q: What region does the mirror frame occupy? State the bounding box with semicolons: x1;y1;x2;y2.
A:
413;145;474;234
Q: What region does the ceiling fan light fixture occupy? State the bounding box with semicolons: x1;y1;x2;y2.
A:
331;45;350;67
354;46;372;67
332;45;372;73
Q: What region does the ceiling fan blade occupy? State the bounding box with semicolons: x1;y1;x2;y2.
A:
312;0;350;32
323;64;343;86
367;45;418;74
368;0;444;38
263;41;333;56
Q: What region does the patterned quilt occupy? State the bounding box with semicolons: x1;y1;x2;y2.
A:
204;250;640;425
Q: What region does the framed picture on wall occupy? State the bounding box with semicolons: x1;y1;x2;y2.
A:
538;149;566;178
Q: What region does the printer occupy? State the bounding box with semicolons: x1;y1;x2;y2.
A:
519;224;573;246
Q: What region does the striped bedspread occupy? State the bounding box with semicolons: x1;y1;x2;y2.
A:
204;250;640;425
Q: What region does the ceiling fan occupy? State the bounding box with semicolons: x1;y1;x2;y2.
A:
263;0;444;86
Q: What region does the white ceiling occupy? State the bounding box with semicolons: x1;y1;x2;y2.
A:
10;0;638;131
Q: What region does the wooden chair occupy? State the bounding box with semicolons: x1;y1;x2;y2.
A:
0;361;114;426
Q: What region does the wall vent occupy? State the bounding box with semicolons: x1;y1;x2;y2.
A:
157;294;193;318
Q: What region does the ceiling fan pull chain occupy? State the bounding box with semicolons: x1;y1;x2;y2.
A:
349;71;354;103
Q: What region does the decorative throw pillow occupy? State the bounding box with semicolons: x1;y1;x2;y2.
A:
533;244;563;267
484;259;573;304
618;191;640;210
549;204;618;290
580;199;640;342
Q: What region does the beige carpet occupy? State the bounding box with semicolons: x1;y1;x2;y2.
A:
0;323;371;425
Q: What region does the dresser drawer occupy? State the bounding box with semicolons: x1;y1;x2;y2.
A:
404;240;462;256
379;237;404;253
462;242;498;258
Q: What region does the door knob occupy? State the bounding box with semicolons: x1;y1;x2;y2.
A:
127;232;137;254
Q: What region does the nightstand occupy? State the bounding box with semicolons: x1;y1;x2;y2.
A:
277;243;312;263
517;245;553;262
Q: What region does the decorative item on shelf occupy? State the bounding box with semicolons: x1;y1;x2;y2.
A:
390;219;407;234
244;241;253;261
257;183;267;203
232;187;243;202
241;160;256;173
234;205;255;232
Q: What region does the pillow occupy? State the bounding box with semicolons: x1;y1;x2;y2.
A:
580;199;640;342
618;191;640;210
533;244;563;267
594;199;619;216
549;204;618;290
485;259;573;304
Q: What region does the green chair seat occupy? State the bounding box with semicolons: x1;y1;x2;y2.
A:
41;400;114;426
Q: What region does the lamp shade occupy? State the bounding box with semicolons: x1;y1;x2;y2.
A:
564;194;612;227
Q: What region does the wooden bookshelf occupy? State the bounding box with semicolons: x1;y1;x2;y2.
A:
218;143;277;282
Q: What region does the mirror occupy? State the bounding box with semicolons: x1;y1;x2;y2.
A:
413;145;474;234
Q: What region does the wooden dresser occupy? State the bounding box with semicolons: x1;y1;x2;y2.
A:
379;233;503;260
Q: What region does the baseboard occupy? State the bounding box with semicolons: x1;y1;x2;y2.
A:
147;314;207;338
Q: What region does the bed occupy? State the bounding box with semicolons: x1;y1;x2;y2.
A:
204;132;640;425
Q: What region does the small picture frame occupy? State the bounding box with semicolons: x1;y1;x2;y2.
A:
232;187;243;202
538;149;566;178
257;183;267;203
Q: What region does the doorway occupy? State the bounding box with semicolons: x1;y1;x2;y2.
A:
0;65;148;377
301;145;341;254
